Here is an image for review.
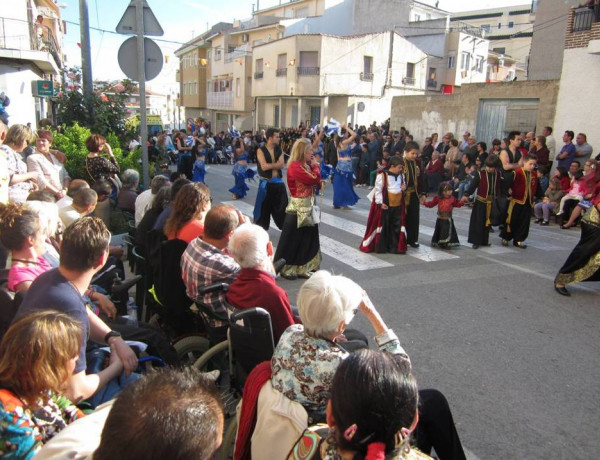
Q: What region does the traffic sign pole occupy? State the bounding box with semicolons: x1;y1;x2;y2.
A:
136;0;149;189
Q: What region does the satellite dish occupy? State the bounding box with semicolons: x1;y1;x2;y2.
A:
118;36;163;81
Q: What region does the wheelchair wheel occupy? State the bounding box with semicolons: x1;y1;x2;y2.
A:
173;335;210;367
192;340;229;371
215;415;237;460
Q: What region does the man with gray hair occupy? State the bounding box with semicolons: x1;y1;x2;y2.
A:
226;223;298;343
134;174;170;225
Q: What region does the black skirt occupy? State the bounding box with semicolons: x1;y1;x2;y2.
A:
274;213;321;277
431;217;460;247
555;212;600;285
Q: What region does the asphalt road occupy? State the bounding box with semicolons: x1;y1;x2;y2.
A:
203;163;600;459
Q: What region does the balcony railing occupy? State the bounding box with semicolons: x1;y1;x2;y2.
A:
276;68;287;77
360;72;374;81
254;71;264;79
224;48;251;64
297;66;320;75
207;91;233;108
572;5;600;32
0;17;62;69
427;79;437;88
454;21;486;39
402;76;415;86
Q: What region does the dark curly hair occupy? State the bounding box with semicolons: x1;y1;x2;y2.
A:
164;182;211;238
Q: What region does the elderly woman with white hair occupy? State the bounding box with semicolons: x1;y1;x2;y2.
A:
270;270;409;423
226;223;299;343
116;168;139;214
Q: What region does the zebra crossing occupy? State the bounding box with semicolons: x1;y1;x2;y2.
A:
210;165;580;273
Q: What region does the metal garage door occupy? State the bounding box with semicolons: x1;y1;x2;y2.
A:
476;99;539;144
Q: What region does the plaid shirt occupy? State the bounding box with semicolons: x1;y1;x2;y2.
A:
181;238;240;325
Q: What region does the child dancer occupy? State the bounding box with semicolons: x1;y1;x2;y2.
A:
403;141;423;248
191;150;206;183
421;182;463;249
463;154;501;248
360;156;407;254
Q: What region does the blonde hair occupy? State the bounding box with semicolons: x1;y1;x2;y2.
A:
0;310;82;407
4;124;30;148
288;138;312;164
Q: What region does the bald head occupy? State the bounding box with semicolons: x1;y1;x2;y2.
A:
67;179;90;198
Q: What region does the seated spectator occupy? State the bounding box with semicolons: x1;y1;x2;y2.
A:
0;202;53;292
476;141;488;164
181;204;241;327
534;178;565;226
164;182;210;242
289;349;428;460
488;138;502;156
561;164;600;229
116;169;139;215
569;160;581;179
424;151;444;193
26;130;66;200
37;369;224;460
444;139;460;178
537;165;549;196
14;217;138;408
556;170;586;216
227;223;300;344
271;270;409;423
135;185;171;258
0;311;85;457
59;188;98;228
463;136;478;163
554;166;571;192
23;198;62;266
153;177;190;232
90;179;113;227
56;179;89;209
134;174;169;225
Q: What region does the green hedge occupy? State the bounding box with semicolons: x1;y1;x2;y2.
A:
52;123;143;181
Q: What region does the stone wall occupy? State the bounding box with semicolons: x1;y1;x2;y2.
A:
390;80;559;143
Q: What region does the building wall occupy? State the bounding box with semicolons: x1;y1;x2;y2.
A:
554;36;600;154
0;63;45;125
528;0;579;80
390;79;559;145
254;0;325;20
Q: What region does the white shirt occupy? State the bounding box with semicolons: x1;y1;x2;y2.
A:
374;172;405;205
134;189;154;225
546;135;556;160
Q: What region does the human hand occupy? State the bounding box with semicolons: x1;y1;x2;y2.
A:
112;338;137;377
401;184;407;191
460;196;469;203
95;293;117;319
381;203;389;210
108;343;124;372
543;197;550;203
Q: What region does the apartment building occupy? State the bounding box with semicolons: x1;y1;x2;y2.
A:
0;0;65;124
252;31;432;129
450;4;534;79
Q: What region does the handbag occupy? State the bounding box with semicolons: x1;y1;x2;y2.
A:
311;194;321;225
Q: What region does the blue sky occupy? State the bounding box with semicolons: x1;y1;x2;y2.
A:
59;0;529;88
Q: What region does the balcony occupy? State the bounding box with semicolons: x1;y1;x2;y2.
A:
572;5;600;32
225;48;251;64
207;91;233;108
427;79;437;88
360;72;374;81
254;71;264;79
402;76;415;86
454;21;486;39
297;66;320;75
0;16;62;72
276;68;287;77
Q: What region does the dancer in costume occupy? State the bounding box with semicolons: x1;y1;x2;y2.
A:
253;128;288;230
463;154;501;249
403;141;424;248
274;138;322;280
360;156;407;254
421;182;463;249
192;150;206;183
554;182;600;296
332;124;359;209
500;154;541;249
229;138;255;199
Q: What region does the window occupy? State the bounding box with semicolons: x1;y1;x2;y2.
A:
493;47;506;55
207;81;211;93
498;22;501;29
255;58;264;79
428;67;437;88
508;21;514;28
481;24;491;33
406;62;415;78
460;52;471;71
215;49;222;61
182;56;186;69
183;83;187;95
207;50;212;60
236;77;241;97
299;51;319;75
363;56;373;74
277;53;287;76
413;13;421;21
475;55;484;73
447;55;456;69
193;81;197;94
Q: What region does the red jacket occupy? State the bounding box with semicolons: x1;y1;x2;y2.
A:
226;267;300;344
286;160;321;198
511;168;539;205
425;159;444;175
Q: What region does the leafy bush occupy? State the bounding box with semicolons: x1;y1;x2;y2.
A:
51;123;142;181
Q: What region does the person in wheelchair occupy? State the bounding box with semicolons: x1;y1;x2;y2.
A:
227;223;299;344
181;204;242;332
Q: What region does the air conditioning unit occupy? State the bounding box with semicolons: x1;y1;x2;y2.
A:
242;33;249;43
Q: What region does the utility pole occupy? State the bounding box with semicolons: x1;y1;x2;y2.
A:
79;0;94;123
135;0;149;188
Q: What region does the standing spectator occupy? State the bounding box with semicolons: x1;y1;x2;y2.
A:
574;133;593;162
84;134;120;198
367;132;381;182
542;126;555;160
530;135;549;167
555;130;576;170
